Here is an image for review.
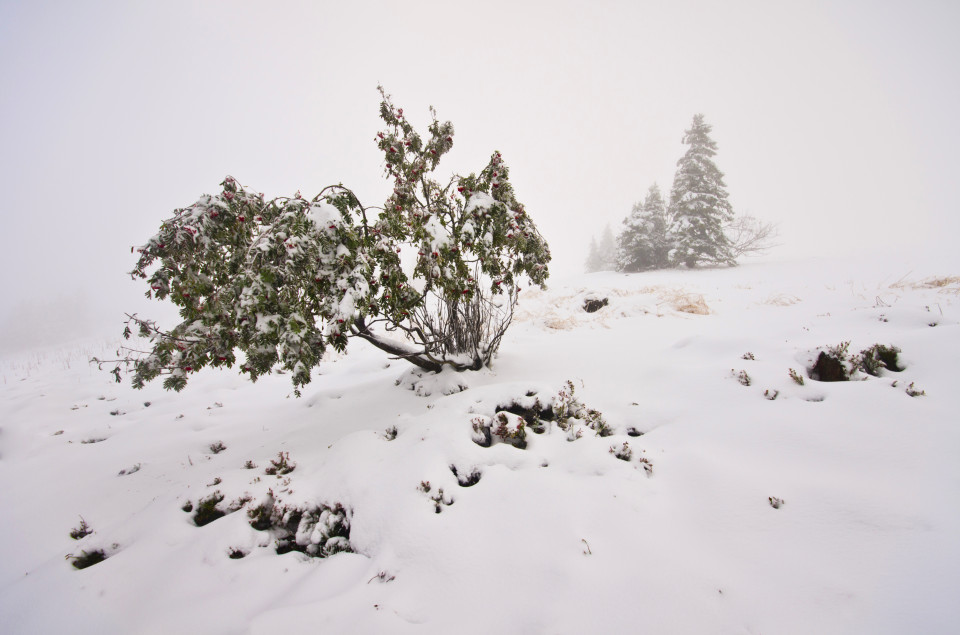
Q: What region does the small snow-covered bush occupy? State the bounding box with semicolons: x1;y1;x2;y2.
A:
66;549;107;570
809;342;856;382
264;451;295;476
583;297;609;313
192;492;226;527
471;381;611;448
905;382;925;397
858;344;903;376
495;392;553;434
733;369;751;386
450;464;482;487
609;442;632;461
788;368;805;386
554;381;611;437
418;481;454;513
247;492;352;557
97;88;551;395
810;342;905;382
69;517;92;540
492;411;527;449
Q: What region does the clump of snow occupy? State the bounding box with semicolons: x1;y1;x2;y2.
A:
395;366;470;396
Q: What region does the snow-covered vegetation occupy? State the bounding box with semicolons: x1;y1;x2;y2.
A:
2;257;958;634
589;114;778;274
105;89;550;396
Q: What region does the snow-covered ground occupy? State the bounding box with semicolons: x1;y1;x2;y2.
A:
2;257;958;634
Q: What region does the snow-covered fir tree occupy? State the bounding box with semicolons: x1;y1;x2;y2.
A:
101;88;551;395
584;237;604;273
668;114;735;267
616;184;671;272
598;225;618;271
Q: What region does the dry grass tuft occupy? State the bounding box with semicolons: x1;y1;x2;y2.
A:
761;294;801;306
891;275;960;294
659;290;709;315
544;316;580;330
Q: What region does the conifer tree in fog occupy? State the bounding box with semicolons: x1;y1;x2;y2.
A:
668;114;735;267
597;225;617;271
616;184;671;272
585;237;604;273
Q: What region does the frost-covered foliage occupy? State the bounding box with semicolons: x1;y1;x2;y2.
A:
668;114;736;268
101;88;551;394
247;494;352;557
471;381;612;447
858;344;903;376
616;184;672;272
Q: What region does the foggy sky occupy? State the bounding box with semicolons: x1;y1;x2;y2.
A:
2;0;958;352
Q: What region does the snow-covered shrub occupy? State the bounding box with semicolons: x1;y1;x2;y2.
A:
69;517;92;540
810;342;905;382
470;412;527;449
905;382;926;397
264;451;295;476
553;381;611;437
583;297;609;313
192;492;226;527
247;493;352;556
288;504;352;557
471;382;611;448
733;369;751;386
97;87;551;395
809;342;856;382
609;442;632;461
450;464;482;487
418;481;454;513
637;455;653;476
788;368;805;386
492;411;528;449
495;392;553;434
66;549;107;570
471;416;493;447
858;344;903;376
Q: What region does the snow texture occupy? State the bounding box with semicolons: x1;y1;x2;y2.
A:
1;257;959;634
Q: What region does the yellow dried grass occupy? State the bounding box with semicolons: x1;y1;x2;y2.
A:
891;275;960;294
761;294;801;306
658;290;709;315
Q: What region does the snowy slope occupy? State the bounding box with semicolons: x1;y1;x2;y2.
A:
1;257;958;634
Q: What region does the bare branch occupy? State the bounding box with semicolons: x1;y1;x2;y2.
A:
726;215;780;258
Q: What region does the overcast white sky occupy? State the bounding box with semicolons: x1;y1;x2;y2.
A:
1;0;958;351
